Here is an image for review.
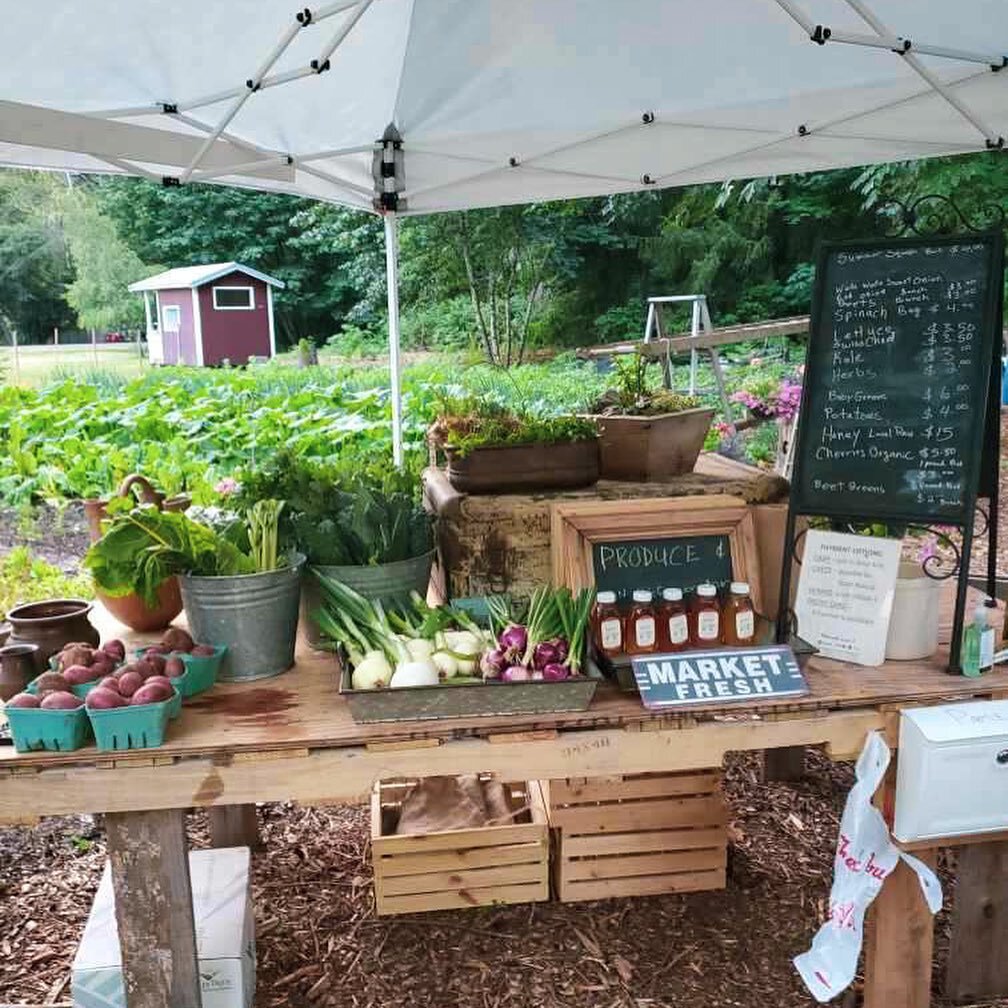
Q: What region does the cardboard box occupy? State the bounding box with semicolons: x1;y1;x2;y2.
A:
73;847;255;1008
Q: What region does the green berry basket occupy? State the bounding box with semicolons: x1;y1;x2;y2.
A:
171;646;226;698
86;688;178;751
5;704;92;753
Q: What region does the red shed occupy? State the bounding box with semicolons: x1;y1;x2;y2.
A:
128;262;284;366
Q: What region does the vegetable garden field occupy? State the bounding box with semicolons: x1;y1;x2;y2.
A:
0;348;802;508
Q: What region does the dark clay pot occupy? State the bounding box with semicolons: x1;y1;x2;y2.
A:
4;598;99;673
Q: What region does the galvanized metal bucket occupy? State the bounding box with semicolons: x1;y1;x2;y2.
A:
302;550;435;650
180;553;305;682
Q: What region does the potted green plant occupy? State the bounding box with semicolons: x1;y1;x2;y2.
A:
84;501;304;681
231;451;436;648
587;352;714;481
428;397;599;494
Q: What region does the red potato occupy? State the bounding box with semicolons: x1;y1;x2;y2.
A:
133;658;158;680
116;671;143;698
164;656;186;679
130;681;174;706
145;643;171;656
161;627;194;653
34;671;69;694
6;692;40;708
57;644;94;669
101;639;126;661
41;690;84;710
113;662;139;678
63;664;101;685
86;687;128;710
97;676;121;692
90;658;114;678
190;644;216;657
144;675;174;692
143;653;167;676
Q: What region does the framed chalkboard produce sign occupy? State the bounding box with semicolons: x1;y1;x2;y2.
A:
778;231;1004;671
551;495;763;613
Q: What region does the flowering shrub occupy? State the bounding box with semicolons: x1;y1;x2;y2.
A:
731;373;803;422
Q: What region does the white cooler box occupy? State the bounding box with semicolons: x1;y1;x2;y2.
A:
73;846;255;1008
895;700;1008;842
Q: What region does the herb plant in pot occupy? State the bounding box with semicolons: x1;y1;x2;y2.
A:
85;502;304;681
233;452;436;649
429;397;599;494
587;352;714;481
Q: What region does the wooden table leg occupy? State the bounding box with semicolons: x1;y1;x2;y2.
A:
763;745;806;781
946;840;1008;1000
207;804;262;850
105;809;202;1008
863;849;937;1008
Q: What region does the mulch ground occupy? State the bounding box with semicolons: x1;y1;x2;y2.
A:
0;752;1000;1008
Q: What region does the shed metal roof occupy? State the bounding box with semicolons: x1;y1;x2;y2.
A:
128;262;284;292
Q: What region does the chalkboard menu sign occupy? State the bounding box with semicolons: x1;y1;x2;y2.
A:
592;534;732;603
793;234;1003;523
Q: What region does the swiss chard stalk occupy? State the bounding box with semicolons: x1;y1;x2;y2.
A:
247;499;285;572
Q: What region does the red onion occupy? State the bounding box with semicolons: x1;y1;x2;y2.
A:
554;637;570;663
530;669;545;681
498;624;528;655
501;665;531;682
532;640;560;671
480;648;507;680
542;663;570;681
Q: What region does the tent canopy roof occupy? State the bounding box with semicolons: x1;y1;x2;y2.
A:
0;0;1006;215
128;262;285;292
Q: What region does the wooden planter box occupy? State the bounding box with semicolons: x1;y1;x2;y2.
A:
539;770;728;902
371;778;550;915
589;408;715;482
444;439;599;494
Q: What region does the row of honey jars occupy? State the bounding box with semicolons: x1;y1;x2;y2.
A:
593;583;756;657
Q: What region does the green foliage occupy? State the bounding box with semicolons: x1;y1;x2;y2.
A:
232;449;432;566
62;192;151;331
0;171;75;343
0;546;92;618
594;352;701;415
84;506;256;606
430;396;597;455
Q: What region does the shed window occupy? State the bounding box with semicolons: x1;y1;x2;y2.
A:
212;285;254;310
147;292;159;330
162;305;181;331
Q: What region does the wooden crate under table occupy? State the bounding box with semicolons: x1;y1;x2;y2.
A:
540;770;729;902
371;778;550;916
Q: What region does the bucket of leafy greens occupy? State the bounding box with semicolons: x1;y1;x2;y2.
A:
84;499;303;682
231;451;435;649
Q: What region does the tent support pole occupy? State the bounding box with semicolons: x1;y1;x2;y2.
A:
384;212;404;468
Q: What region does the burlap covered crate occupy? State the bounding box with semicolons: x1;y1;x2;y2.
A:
370;777;550;916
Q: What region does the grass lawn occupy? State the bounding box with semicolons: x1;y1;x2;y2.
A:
6;343;149;386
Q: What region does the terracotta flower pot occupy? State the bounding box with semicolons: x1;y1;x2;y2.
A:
97;579;184;634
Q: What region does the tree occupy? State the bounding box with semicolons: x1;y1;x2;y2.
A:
62;191;150;331
0;171;75;344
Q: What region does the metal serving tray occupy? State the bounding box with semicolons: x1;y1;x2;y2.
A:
339;664;601;723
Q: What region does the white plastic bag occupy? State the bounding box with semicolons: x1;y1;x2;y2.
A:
794;731;942;1002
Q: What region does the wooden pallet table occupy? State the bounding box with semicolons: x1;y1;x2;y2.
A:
2;595;1007;1008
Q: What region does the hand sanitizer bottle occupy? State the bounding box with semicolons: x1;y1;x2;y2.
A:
980;600;996;673
961;603;987;677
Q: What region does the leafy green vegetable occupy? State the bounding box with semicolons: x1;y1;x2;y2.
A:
84;506;256;607
234;449;432;566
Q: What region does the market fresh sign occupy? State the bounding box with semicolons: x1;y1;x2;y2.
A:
631;644;808;709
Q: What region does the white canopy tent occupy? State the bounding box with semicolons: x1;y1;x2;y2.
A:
1;0;1006;459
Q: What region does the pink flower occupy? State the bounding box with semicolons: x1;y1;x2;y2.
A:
215;477;239;497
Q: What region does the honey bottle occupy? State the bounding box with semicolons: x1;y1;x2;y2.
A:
593;591;624;657
658;587;689;652
626;589;658;655
722;582;756;646
691;583;721;646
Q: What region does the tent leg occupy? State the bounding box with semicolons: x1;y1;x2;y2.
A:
384;213;404;468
